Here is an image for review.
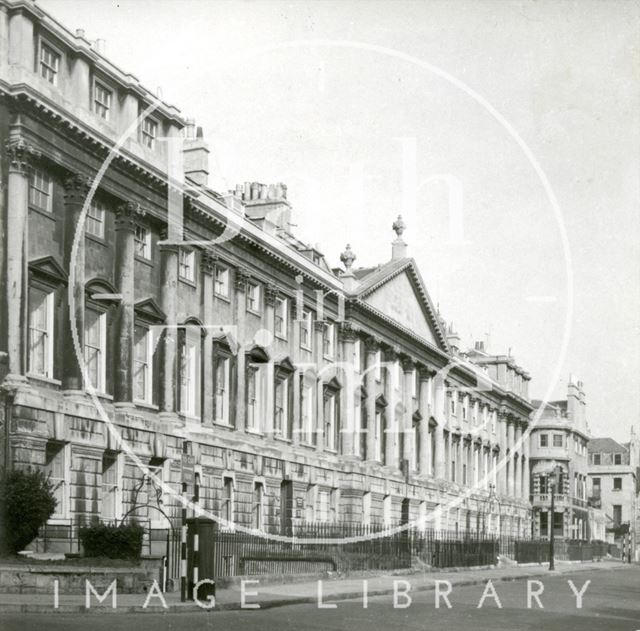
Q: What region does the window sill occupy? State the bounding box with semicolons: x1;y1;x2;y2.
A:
27;373;61;387
246;429;263;437
246;309;262;317
214;420;234;429
134;400;159;411
135;255;153;267
275;333;288;342
178;276;197;289
214;293;230;303
29;204;55;219
85;233;108;247
300;344;312;352
323;355;334;362
273;434;292;444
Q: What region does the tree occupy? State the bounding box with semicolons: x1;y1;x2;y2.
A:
0;468;57;553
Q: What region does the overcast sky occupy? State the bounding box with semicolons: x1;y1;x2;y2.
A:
40;0;640;441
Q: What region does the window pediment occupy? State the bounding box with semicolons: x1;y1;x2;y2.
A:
134;298;166;323
29;256;67;286
85;277;118;303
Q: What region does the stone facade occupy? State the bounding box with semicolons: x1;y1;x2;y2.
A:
529;376;601;541
588;430;640;557
0;0;533;552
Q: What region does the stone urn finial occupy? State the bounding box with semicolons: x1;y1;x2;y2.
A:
340;243;356;273
392;214;406;239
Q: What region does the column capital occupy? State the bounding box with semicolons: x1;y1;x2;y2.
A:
234;267;250;292
417;365;433;381
115;201;145;231
338;321;358;343
6;138;41;175
363;335;379;353
63;173;92;202
314;319;327;332
265;283;279;305
400;355;415;373
201;249;217;274
158;227;179;253
383;344;399;362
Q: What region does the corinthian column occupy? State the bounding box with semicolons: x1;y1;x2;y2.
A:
418;368;431;476
159;230;178;417
62;172;91;392
401;356;415;470
113;202;144;404
433;376;446;479
364;336;378;462
5;139;40;380
339;322;357;457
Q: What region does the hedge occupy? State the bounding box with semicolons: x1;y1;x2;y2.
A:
79;522;144;560
0;468;57;553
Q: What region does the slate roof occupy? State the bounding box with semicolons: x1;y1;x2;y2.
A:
588;437;628;454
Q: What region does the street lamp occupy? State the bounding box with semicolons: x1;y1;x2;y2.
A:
548;465;562;571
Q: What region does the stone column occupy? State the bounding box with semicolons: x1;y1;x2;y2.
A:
507;419;515;497
401;356;415;470
339;322;357;457
5;139;39;380
314;320;326;453
514;422;522;499
418;368;431;476
234;270;250;432
523;427;530;499
383;347;398;468
62;172;91;392
291;299;301;446
113;202;142;405
364;337;378;461
200;251;215;424
434;377;446;479
159;231;178;416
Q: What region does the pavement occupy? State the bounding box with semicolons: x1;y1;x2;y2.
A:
0;559;630;614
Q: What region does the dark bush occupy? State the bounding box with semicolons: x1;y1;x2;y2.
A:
0;468;57;553
79;522;144;560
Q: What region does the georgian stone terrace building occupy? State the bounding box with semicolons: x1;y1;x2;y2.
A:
0;0;533;550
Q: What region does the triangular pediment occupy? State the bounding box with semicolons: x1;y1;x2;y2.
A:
357;260;448;351
29;256;67;285
135;298;166;322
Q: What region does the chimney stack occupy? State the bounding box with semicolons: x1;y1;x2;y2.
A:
446;322;461;353
183;122;210;187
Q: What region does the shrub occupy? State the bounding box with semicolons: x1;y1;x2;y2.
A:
79;522;144;560
0;468;57;553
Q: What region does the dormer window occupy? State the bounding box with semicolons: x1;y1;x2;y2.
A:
40;42;60;85
614;453;622;465
94;81;112;120
142;118;158;149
